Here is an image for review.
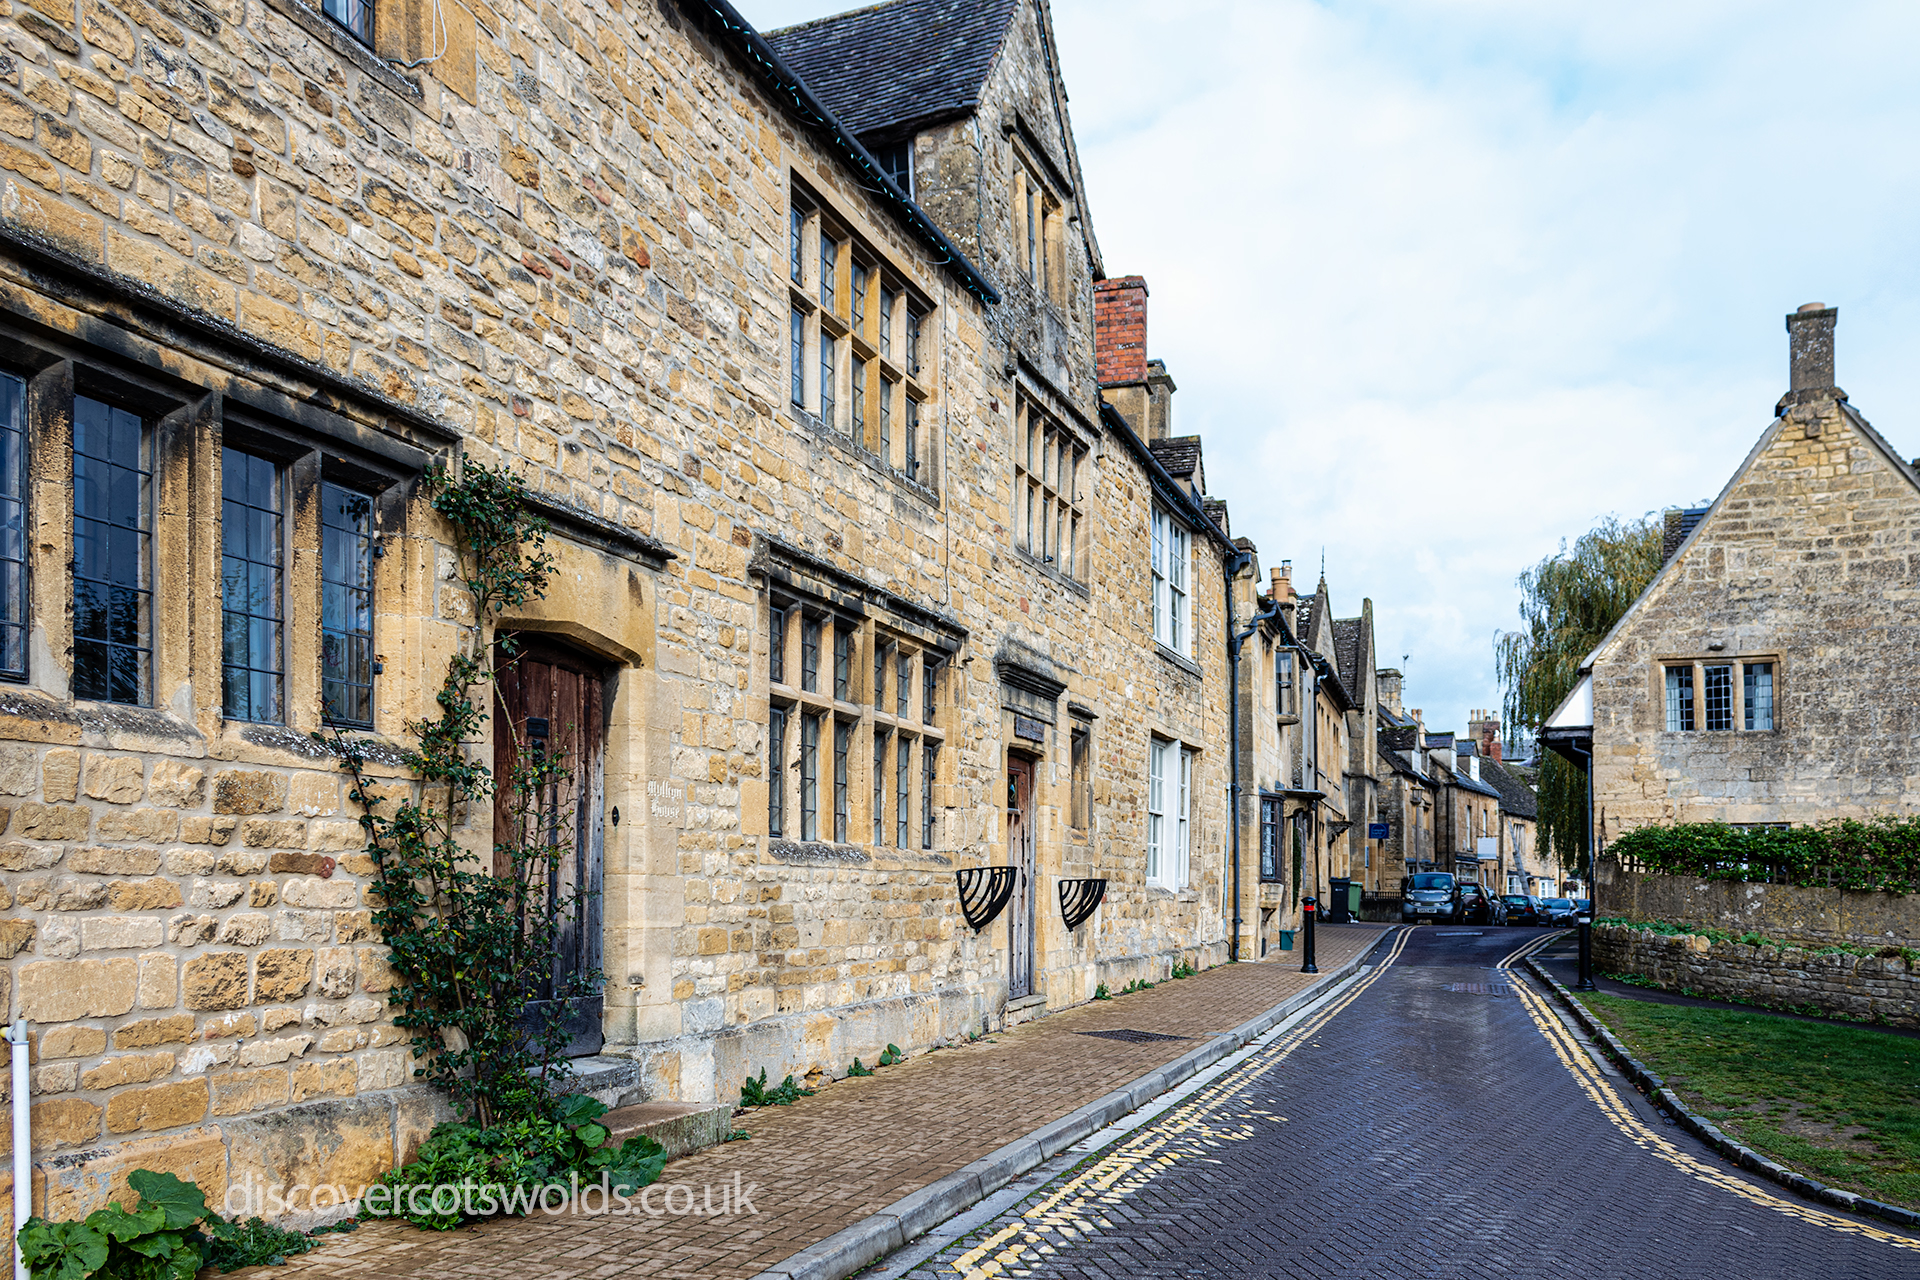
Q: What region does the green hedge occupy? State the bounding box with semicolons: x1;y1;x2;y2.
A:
1609;817;1920;895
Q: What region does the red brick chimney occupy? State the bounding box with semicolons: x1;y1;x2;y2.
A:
1094;277;1148;386
1467;710;1503;761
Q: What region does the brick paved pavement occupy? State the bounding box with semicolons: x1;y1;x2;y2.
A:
252;926;1387;1280
908;927;1920;1280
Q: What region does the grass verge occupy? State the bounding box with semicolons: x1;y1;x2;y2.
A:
1585;994;1920;1210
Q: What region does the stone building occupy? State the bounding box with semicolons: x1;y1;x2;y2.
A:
0;0;1267;1219
1421;734;1504;888
1544;304;1920;841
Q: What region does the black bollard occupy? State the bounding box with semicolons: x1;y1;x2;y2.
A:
1301;897;1319;974
1576;907;1596;991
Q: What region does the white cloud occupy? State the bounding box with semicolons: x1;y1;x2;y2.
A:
746;0;1920;736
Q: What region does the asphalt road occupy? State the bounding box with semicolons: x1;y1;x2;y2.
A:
903;926;1920;1280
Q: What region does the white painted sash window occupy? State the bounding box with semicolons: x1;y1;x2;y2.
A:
1147;738;1192;890
1151;508;1190;655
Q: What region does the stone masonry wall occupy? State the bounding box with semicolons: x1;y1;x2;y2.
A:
1592;390;1920;835
0;0;1252;1223
1594;922;1920;1029
1597;862;1918;949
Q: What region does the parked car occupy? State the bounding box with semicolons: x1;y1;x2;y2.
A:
1569;898;1593;919
1456;882;1503;925
1500;894;1547;926
1541;897;1579;925
1401;872;1459;924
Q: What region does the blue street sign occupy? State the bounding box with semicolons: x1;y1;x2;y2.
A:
1368;822;1390;839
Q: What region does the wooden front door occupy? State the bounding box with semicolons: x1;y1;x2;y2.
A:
494;636;607;1057
1007;755;1036;1000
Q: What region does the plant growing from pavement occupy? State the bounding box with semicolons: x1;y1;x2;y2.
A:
740;1069;816;1107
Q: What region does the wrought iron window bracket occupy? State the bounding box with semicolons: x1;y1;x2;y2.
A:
1058;877;1107;931
956;866;1017;932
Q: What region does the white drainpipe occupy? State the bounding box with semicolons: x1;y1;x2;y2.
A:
10;1019;27;1280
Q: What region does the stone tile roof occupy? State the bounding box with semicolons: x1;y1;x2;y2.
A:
1295;592;1318;639
1480;757;1540;819
1332;617;1363;694
1147;435;1202;477
765;0;1019;140
1380;725;1418;753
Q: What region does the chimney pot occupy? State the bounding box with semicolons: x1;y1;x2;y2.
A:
1798;301;1827;313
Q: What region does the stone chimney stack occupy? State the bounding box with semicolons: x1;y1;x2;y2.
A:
1782;302;1840;408
1376;668;1404;717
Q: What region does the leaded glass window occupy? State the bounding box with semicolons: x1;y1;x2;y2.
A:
72;397;150;705
221;449;284;723
320;483;375;728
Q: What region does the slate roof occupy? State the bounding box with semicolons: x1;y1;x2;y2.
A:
1147;435;1202;477
1332;617;1364;694
1379;746;1427;782
1480;757;1540;820
765;0;1019;140
1380;725;1418;753
1295;592;1318;640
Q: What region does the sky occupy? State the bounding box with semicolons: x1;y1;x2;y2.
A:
742;0;1920;742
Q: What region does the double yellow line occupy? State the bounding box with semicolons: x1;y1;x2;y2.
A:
1498;934;1920;1251
944;930;1413;1279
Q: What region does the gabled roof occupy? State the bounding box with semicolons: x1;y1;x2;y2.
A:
1584;392;1920;678
765;0;1019;140
1332;617;1364;694
1480;757;1539;820
1379;745;1429;784
678;1;999;303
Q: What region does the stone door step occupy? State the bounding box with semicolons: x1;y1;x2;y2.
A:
602;1101;736;1161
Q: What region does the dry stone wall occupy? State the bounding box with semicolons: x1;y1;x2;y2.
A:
1595;922;1920;1029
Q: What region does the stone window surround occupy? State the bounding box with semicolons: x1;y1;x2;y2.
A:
1011;394;1089;582
1010;147;1066;307
764;585;948;853
1654;653;1782;734
1067;708;1094;838
0;325;416;743
785;175;937;496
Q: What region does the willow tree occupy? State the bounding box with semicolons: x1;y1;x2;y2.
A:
1495;514;1663;870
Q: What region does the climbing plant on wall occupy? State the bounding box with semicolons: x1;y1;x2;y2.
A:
321;455;598;1128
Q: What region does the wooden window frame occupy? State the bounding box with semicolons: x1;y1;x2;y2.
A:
1013;396;1088;581
786;179;938;491
766;591;947;850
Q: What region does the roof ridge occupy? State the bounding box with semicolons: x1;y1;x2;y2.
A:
764;0;904;38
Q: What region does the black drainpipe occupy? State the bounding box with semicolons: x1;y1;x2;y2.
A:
1226;551;1282;962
